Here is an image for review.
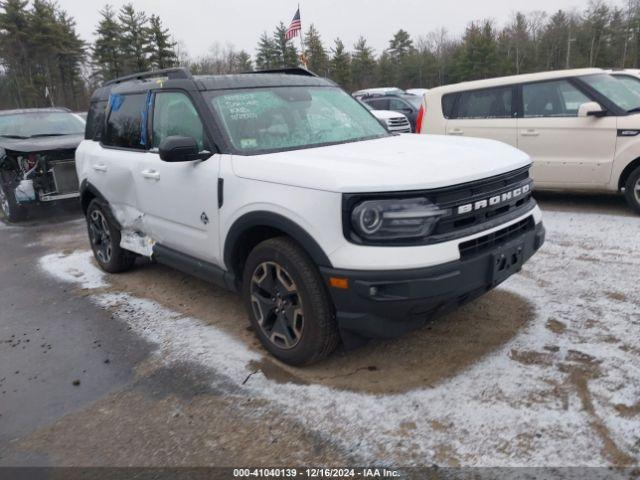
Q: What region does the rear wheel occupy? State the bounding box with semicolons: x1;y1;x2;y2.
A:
86;199;136;273
242;237;339;366
0;181;26;223
624;166;640;214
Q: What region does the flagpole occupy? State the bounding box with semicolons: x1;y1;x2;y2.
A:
298;4;306;68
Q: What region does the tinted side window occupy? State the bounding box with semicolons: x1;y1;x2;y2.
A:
366;98;389;110
389;98;412;112
103;93;147;149
442;94;457;119
152;91;205;150
455;87;512;119
523;80;590;118
85;100;107;141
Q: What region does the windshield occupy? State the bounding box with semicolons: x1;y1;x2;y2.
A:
580;74;640;112
612;74;640;98
0;111;85;138
207;86;388;154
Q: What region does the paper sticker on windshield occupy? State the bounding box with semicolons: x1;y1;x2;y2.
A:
240;138;258;149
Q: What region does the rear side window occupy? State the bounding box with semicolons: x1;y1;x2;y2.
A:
454;87;513;119
103;93;147;149
442;94;457;119
85;100;107;141
523;80;590;117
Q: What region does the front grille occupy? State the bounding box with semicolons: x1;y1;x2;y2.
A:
459;216;534;259
430;168;533;237
387;117;410;126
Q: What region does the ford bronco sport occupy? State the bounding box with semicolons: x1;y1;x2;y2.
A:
77;68;545;365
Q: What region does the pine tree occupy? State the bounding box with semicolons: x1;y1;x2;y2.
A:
388;29;414;61
0;0;32;106
234;50;253;72
118;3;150;73
329;38;351;89
350;37;376;89
92;5;123;81
273;22;298;68
256;32;278;70
147;14;177;70
453;20;502;81
304;24;328;75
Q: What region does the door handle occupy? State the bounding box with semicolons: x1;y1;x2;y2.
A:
141;169;160;181
92;163;107;172
521;129;540;137
449;128;464;135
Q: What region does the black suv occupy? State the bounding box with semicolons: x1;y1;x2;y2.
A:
360;94;422;132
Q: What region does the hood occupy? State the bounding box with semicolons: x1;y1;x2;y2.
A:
231;134;531;193
0;134;83;153
371;110;407;120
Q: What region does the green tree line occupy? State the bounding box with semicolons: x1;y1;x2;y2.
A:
2;0;640;109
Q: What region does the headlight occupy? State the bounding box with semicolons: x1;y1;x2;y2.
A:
350;197;449;242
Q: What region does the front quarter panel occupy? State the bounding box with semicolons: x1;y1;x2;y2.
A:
612;115;640;189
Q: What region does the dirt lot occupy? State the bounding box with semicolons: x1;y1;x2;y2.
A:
0;193;639;468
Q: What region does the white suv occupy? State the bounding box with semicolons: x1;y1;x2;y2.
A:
76;68;545;365
417;68;640;213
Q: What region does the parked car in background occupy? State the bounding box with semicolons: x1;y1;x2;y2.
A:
406;88;429;97
417;68;640;214
352;87;404;99
77;67;544;365
0;108;85;222
361;102;412;133
360;93;422;132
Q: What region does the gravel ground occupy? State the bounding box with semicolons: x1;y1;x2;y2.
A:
0;193;638;468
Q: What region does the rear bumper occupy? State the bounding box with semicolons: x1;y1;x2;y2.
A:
321;219;545;341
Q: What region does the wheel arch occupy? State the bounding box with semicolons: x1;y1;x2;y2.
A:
223;211;333;285
618;157;640;190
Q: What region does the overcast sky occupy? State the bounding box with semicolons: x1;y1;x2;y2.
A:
57;0;592;59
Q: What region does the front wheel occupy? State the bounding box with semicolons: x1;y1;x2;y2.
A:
624;166;640;214
242;237;339;366
0;182;27;222
86;199;136;273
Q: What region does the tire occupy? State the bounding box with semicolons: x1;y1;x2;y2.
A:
0;181;27;222
624;166;640;215
86;199;136;273
242;237;339;366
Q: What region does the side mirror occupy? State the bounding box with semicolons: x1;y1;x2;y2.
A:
159;136;211;162
578;101;605;118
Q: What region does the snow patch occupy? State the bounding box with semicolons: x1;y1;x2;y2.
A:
39;250;108;289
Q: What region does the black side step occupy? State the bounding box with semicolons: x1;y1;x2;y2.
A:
153;244;237;292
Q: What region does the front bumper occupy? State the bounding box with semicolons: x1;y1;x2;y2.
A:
321;219;545;342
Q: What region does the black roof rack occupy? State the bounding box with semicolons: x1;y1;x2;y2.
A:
249;67;318;77
104;67;193;86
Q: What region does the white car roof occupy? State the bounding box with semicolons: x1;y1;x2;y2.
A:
429;68;604;94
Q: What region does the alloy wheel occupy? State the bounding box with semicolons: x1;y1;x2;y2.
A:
250;261;304;349
635;177;640;205
88;209;113;264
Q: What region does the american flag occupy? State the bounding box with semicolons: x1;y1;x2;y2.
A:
285;8;301;40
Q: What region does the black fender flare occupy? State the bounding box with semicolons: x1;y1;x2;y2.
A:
79;180;122;229
223;211;333;275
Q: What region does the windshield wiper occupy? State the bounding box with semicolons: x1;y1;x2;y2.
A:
627;107;640;114
0;134;29;139
29;133;70;138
